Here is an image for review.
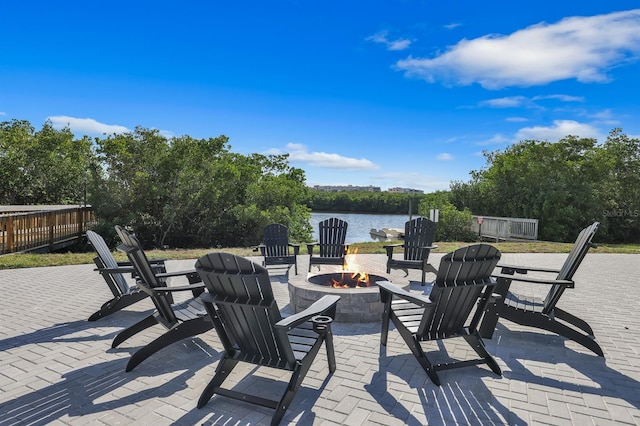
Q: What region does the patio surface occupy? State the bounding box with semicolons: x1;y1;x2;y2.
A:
0;252;639;425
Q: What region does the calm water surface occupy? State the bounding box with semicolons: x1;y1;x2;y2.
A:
310;212;413;244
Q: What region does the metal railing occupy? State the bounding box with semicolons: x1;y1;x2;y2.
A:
0;206;95;254
471;215;538;241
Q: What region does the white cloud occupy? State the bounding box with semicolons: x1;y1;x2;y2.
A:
480;94;585;109
396;9;640;89
477;134;511;146
0;112;6;116
436;153;453;161
48;115;129;135
279;143;379;170
479;96;529;108
514;120;601;141
587;109;620;125
533;94;585;102
367;30;412;51
444;22;462;30
506;116;529;122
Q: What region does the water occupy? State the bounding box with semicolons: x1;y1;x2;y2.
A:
310;212;412;244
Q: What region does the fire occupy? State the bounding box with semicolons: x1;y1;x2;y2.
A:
328;247;370;288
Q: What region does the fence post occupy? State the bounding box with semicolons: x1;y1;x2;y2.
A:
6;216;15;253
48;211;55;252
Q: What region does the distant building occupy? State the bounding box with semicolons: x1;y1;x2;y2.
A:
312;185;381;192
387;187;424;194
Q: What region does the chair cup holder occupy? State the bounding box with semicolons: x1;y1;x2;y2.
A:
311;315;333;335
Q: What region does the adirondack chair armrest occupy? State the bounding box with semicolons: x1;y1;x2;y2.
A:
95;266;137;275
497;263;561;275
306;242;319;255
155;269;202;284
383;244;402;257
377;280;432;306
153;282;206;293
276;295;340;330
116;259;165;266
492;272;574;288
288;243;300;255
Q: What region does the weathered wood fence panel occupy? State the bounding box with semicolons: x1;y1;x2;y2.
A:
470;216;538;241
0;206;95;254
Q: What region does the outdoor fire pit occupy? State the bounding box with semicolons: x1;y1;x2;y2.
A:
288;270;408;323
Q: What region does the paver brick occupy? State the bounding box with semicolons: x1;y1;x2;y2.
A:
1;253;639;425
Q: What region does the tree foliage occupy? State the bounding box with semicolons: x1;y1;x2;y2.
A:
306;190;423;215
450;129;640;243
418;191;477;242
90;128;312;248
1;120;312;249
0;119;93;205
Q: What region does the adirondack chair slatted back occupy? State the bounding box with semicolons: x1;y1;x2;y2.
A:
115;226;178;326
422;244;501;338
318;218;348;258
543;222;598;313
195;252;298;369
87;230;130;295
403;217;436;261
263;223;290;258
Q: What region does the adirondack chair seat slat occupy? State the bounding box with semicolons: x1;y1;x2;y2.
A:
384;217;438;285
379;244;503;386
195;252;339;425
479;222;603;357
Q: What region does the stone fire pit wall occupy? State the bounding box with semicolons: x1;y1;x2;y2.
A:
288;274;410;323
288;281;380;323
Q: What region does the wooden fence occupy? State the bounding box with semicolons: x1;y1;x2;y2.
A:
0;206;95;255
471;215;538;241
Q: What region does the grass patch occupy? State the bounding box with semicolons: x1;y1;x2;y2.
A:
0;240;637;270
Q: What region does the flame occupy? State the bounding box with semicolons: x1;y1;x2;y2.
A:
330;247;370;287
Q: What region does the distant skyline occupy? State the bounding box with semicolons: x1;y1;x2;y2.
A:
2;2;640;192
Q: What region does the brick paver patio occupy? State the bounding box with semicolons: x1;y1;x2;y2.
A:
1;252;639;425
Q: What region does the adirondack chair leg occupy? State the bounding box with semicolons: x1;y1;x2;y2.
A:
502;309;604;356
273;366;306;426
413;341;440;386
462;333;502;376
539;316;604;356
88;292;149;321
553;307;595;336
112;315;158;348
197;357;239;408
125;318;212;372
394;323;440;385
479;274;512;339
379;298;393;346
312;317;336;373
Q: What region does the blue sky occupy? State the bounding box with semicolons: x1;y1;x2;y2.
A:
2;2;640;192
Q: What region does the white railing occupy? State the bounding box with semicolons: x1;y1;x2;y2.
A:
470;216;538;241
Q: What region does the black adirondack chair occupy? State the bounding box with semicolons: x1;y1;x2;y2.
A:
194;252;340;426
379;243;502;386
112;226;211;372
307;217;349;272
87;230;167;321
479;222;603;356
253;223;300;275
384;217;438;285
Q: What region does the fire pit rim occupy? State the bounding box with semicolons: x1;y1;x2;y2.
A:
306;271;387;289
